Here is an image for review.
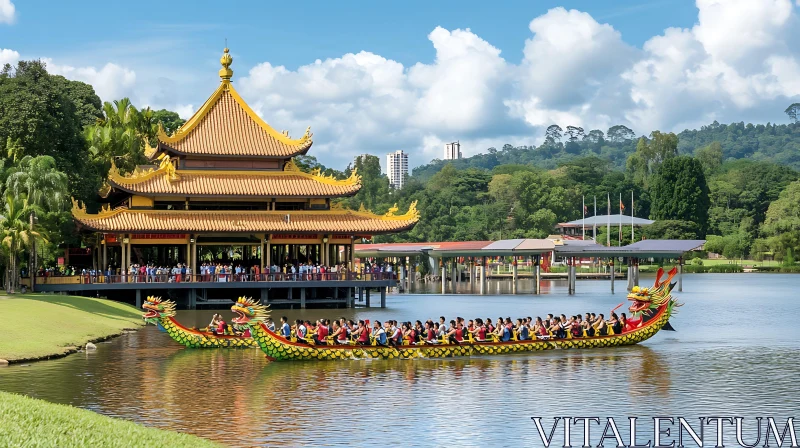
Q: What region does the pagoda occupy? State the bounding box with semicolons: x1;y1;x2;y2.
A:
72;48;418;274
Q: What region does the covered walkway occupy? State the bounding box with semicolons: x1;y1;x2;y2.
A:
355;238;705;295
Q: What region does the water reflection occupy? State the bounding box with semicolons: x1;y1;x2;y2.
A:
1;274;799;446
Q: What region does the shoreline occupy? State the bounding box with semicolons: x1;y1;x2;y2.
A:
0;327;140;366
0;294;145;366
0;391;220;447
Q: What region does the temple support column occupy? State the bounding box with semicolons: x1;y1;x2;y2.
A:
380;287;386;308
441;259;446;294
191;237;197;281
610;259;615;294
534;255;541;294
260;235;265;272
365;288;371;307
349;238;355;271
135;289;141;308
300;288;306;309
627;260;633;292
265;239;271;272
126;236;131;281
512;258;518;294
102;240;107;273
450;261;457;292
633;258;640;287
568;257;576;295
479;256;486;295
678;257;683;292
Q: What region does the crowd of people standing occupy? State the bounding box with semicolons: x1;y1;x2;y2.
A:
74;261;396;284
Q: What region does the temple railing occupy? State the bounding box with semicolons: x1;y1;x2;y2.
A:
34;272;397;285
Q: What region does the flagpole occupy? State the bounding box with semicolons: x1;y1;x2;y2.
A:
593;196;597;241
619;192;622;246
582;195;585;240
631;190;635;241
606;193;610;247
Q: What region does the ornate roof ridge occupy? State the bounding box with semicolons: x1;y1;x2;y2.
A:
107;157;179;186
73;201;419;222
71;198;128;220
104;161;360;189
152;83;312;151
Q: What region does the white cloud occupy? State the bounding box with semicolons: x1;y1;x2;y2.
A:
43;58;137;102
174;104;195;120
239;26;510;166
623;0;800;133
12;1;800;169
0;48;19;66
0;0;15;25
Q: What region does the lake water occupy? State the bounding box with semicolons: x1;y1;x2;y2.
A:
1;274;799;447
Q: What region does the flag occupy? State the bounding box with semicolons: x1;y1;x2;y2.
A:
619;200;625;211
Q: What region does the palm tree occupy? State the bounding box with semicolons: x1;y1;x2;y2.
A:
2;155;67;291
85;98;153;174
6;155;69;212
1;194;47;292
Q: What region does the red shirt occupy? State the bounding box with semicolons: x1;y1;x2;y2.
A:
217;321;226;333
357;328;369;342
455;328;464;342
478;326;486;340
317;325;328;339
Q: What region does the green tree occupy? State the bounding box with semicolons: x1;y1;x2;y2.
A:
544;125;563;145
1;194;45;292
84;98;153;176
607;125;635;143
626;131;679;188
642;220;701;240
695;141;723;175
52;76;103;127
345;155;390;212
785;103;800;124
649;156;710;237
151;109;186;135
761;180;800;261
0;60;92;201
2;155;70;289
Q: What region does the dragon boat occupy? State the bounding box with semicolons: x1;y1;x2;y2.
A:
231;267;681;361
142;296;256;348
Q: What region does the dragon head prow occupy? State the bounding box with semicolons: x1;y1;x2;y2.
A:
142;296;176;324
627;266;680;317
231;296;270;331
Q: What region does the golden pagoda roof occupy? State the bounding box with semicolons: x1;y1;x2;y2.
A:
147;48;312;159
72;200;419;235
105;159;361;198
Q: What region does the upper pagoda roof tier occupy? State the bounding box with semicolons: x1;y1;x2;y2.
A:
72;200;419;235
103;158;361;198
146;48;312;160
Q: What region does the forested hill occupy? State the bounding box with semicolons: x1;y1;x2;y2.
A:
411;121;800;180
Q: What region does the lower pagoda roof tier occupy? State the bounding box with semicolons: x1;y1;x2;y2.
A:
72;201;419;235
104;159;361;198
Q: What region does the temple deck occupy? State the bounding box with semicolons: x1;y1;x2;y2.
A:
32;278;394;310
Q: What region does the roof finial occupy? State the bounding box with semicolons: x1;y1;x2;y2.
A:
219;46;233;82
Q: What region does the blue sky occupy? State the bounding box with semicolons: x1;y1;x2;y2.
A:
2;0;799;169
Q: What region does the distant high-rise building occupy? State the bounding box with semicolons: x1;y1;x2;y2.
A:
444;141;462;160
386;150;408;189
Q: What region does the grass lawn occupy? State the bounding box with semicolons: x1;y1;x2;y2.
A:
0;391;220;447
0;293;144;362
